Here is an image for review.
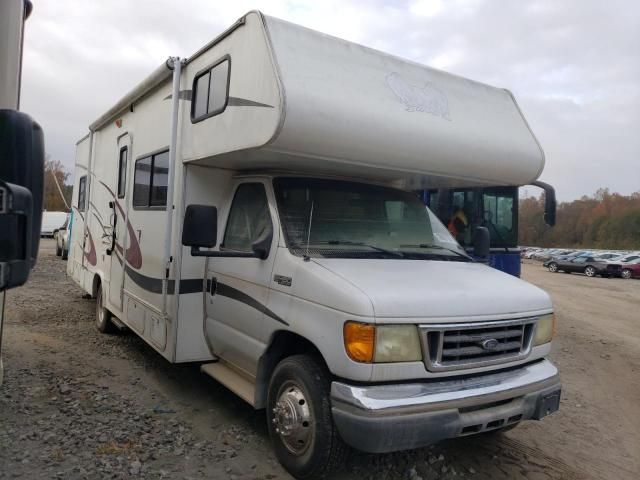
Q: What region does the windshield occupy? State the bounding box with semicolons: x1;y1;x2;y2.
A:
273;178;468;260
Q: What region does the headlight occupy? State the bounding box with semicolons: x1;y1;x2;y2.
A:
533;313;556;346
344;322;422;363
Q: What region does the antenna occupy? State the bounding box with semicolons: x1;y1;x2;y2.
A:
304;200;314;261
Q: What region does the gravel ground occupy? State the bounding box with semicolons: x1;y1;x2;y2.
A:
0;240;638;479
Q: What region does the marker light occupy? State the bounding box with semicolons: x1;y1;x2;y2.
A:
344;322;375;363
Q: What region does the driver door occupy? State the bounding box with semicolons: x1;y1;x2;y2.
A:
204;181;279;376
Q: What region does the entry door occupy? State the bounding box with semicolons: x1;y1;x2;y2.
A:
204;181;279;375
108;134;132;312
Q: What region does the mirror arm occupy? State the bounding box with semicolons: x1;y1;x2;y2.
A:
190;246;257;258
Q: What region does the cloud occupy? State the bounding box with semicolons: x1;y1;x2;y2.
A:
20;0;639;200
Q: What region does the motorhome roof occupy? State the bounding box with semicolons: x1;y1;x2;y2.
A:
83;10;546;189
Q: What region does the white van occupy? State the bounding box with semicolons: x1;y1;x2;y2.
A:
68;11;561;478
41;211;67;237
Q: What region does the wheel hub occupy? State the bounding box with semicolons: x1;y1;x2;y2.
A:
272;385;312;454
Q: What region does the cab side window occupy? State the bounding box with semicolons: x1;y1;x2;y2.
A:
223;184;271;252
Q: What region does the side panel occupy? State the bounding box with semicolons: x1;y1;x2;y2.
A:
174;165;233;362
69;80;178;362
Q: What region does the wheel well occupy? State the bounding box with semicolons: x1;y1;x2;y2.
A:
254;331;328;409
91;274;101;298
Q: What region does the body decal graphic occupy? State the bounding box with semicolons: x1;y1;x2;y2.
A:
386;72;450;120
164;90;273;108
123;266;288;326
99;181;143;269
84;226;97;266
72;207;97;266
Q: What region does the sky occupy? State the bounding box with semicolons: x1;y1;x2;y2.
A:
20;0;639;201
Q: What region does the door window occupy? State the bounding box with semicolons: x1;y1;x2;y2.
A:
117;147;127;198
223;183;272;252
78;176;87;212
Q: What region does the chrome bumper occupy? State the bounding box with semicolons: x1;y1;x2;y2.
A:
331;359;561;453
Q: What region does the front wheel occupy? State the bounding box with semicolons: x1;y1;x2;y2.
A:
267;355;348;479
55;244;62;256
584;266;596;277
548;262;558;273
621;269;632;279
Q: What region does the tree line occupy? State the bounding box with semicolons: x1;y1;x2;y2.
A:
43;156;73;211
520;189;640;249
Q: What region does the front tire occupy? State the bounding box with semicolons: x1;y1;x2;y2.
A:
548;262;558;273
267;355;348;479
55;244;62;256
61;244;68;260
584;266;596;277
95;284;116;333
622;269;632;279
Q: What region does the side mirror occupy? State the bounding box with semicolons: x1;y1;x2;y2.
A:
0;181;34;290
532;181;556;227
0;110;45;291
473;226;490;260
251;224;273;260
182;204;218;249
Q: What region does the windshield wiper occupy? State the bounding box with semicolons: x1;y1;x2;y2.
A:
399;244;472;261
291;240;404;258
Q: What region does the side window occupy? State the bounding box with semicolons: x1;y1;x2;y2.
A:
133;150;169;208
191;58;230;122
223;184;271;252
78;176;87;212
150;150;169;206
117;147;127;198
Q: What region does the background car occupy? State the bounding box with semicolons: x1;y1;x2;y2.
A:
54;212;71;260
544;256;623;277
621;259;640;279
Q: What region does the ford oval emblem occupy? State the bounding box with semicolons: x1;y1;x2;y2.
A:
481;338;499;351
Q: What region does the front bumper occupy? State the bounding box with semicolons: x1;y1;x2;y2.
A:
331;359;561;453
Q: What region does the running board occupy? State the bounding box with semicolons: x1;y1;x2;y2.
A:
201;362;256;407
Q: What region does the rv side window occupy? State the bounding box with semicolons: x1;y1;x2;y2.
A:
117;147;127;198
223;183;271;252
78;176;87;212
191;58;230;122
150;151;169;206
133;150;169;208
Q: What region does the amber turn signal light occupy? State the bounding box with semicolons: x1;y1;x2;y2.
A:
344;321;375;363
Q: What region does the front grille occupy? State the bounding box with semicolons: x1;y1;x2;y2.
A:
606;264;622;272
421;318;536;372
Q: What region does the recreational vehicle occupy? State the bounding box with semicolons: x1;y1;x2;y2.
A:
68;11;561;478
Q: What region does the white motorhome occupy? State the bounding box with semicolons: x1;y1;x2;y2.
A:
68;11;561;478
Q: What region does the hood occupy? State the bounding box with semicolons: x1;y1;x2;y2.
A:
312;258;552;321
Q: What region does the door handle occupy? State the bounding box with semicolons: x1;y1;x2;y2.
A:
209;277;217;296
106;201;117;256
